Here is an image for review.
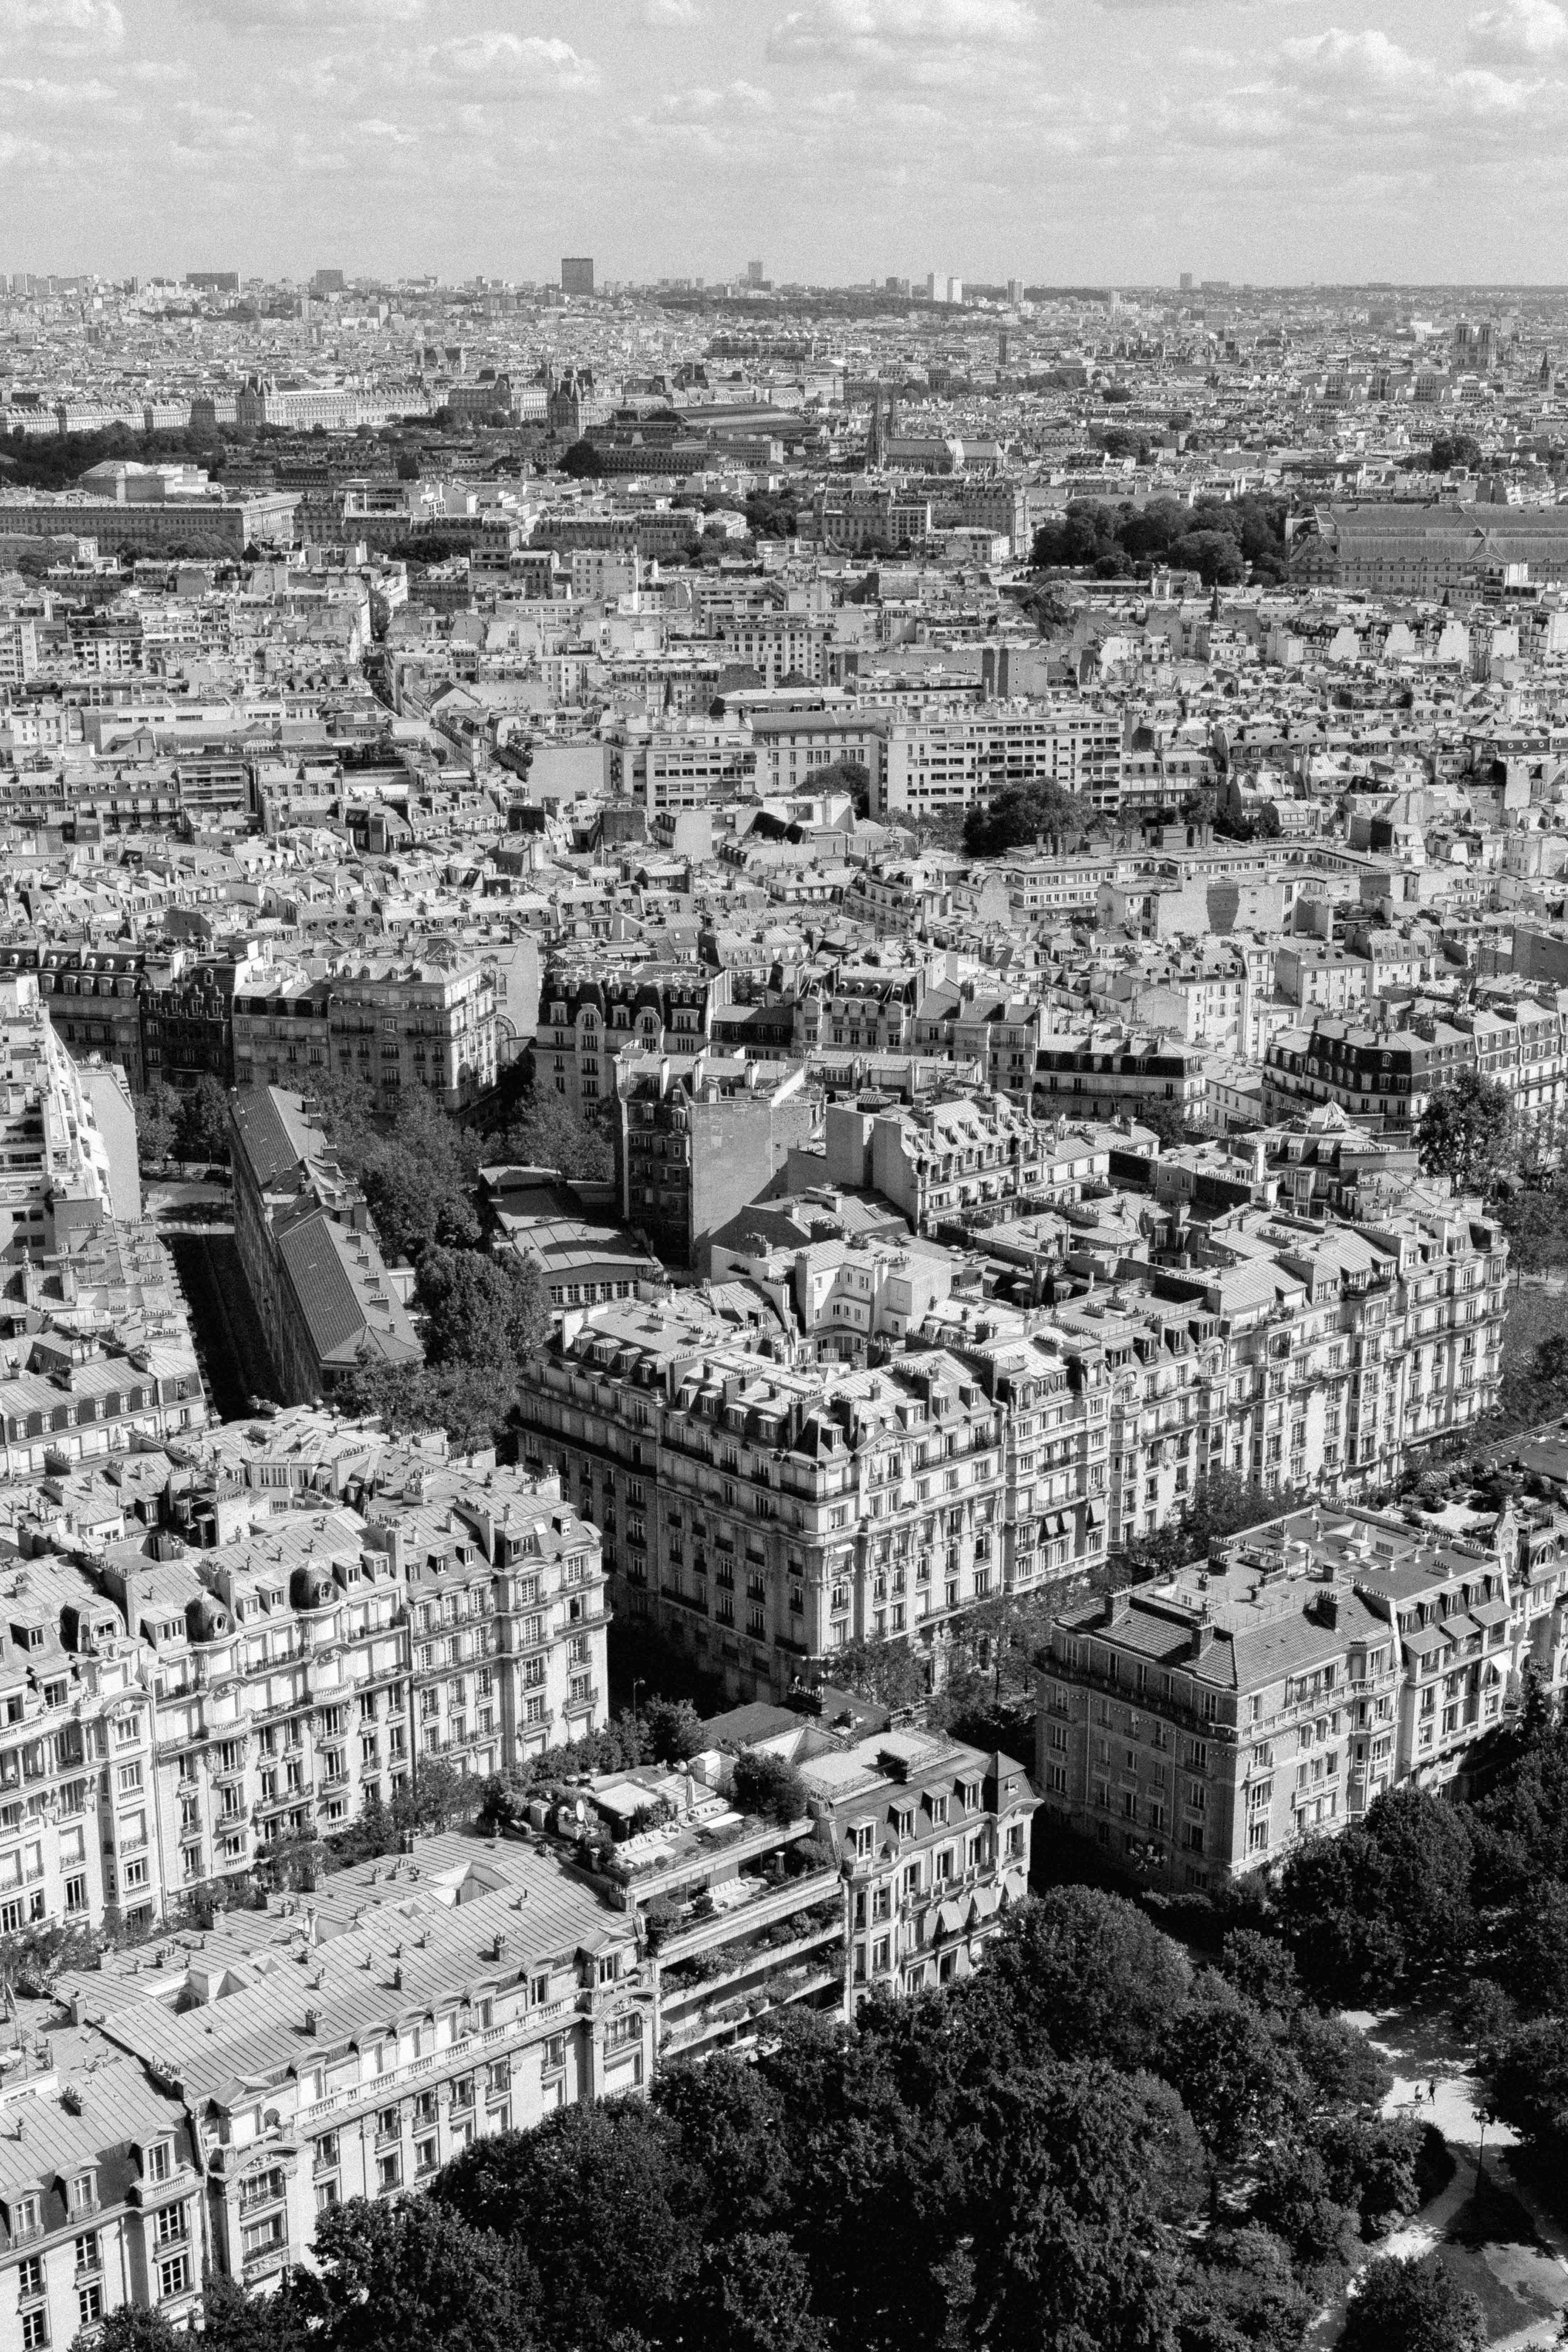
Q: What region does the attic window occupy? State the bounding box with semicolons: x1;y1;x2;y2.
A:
146;2140;171;2184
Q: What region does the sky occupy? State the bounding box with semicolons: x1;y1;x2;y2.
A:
6;0;1568;286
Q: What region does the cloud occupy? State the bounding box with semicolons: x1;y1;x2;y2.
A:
768;0;1041;65
0;72;119;102
182;0;422;26
640;0;700;21
0;0;123;51
1467;0;1568;59
1277;27;1432;91
418;31;598;89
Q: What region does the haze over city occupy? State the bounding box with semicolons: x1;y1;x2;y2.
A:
9;0;1568;281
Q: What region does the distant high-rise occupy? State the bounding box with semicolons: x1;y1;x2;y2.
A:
885;275;911;297
998;328;1011;367
561;256;595;297
946;277;963;306
186;271;238;294
925;271;939;301
1179;272;1193;292
311;267;345;294
747;259;764;285
1007;277;1023;306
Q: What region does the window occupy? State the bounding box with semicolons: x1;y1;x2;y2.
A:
157;2252;190;2300
22;2310;48;2350
377;2153;401;2194
17;2254;43;2298
77;2285;101;2331
146;2140;171;2184
73;2230;99;2273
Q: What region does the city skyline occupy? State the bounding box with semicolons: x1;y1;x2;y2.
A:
7;0;1568;283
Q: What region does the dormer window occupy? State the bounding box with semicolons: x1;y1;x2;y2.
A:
12;2191;39;2236
147;2140;171;2184
69;2171;95;2216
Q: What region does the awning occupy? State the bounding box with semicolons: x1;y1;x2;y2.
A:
1001;1867;1030;1905
971;1885;1002;1922
936;1898;966;1936
952;1946;975;1979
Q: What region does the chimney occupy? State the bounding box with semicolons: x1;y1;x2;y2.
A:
304;2007;319;2037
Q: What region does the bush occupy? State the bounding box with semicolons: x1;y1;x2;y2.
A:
730;1752;809;1826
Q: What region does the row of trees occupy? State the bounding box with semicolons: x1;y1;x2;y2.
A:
1030;494;1291;587
307;1076;605;1453
132;1076;232;1168
80;1884;1467;2352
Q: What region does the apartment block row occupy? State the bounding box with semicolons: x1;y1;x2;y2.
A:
0;1413;608;1941
515;1287;1110;1703
1038;1494;1565;1894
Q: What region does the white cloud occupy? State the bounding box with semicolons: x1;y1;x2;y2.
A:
1277;28;1432;92
768;0;1040;66
182;0;422;27
418;32;598;90
0;72;119;102
1467;0;1568;59
640;0;700;22
0;0;123;51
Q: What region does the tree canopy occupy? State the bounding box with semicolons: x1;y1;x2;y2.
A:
963;779;1091;858
1415;1069;1514;1198
69;1880;1435;2352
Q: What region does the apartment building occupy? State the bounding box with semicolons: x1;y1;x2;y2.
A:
749;707;888;794
614;1049;815;1271
1038;1501;1520;1893
875;702;1123;821
0;2051;203;2343
229;1086;422;1404
821;1093;1113;1237
0;974;128;1260
1035;1028;1210;1129
232;979;332;1090
793;1724;1036;2002
517;1294;1011;1701
536;956;729;1121
325;957;496;1112
1045;1194;1506;1549
608;716;757;814
0;1421;609;1935
62;1832;643;2296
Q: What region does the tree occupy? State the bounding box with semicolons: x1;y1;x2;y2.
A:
963;779;1090;858
1428;433;1484;475
297;2195;532;2352
72;2310;184;2352
336;1360;516;1453
432;2099;699;2346
395;1754;477;1836
1416;1068;1514;1198
965;2064;1202;2352
1274;1785;1476;2005
731;1751;809;1825
1499;1184;1568;1283
641;1695;704;1764
131;1079;181;1168
1135;1095;1194;1152
1340;2254;1483;2352
1165;1972;1305;2167
960;1887;1192;2076
487;1081;612;1182
684;2232;826;2352
559;439;603;478
416;1245;548;1375
176;1072;231;1164
357;1089;481;1263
